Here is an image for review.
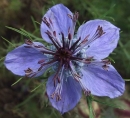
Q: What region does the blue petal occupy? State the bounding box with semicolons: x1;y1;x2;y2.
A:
41;4;73;43
77;19;120;59
4;42;47;77
46;75;82;114
81;64;125;98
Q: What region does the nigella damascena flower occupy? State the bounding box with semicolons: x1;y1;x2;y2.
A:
4;4;125;113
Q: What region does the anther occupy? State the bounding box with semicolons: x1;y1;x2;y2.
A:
67;12;79;22
50;92;61;101
53;31;56;37
102;59;111;65
25;39;33;45
42;17;51;28
69;37;81;50
80;35;90;45
24;68;34;77
56;95;61;101
24;46;32;48
24;68;33;73
84;90;91;96
49;18;53;25
102;65;109;71
61;32;65;48
38;59;45;64
67;14;73;19
96;25;105;38
68;33;72;40
73;11;79;22
34;45;44;48
38;65;43;71
57;77;61;83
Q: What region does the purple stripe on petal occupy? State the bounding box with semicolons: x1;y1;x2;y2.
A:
77;19;120;59
4;42;48;77
41;4;73;43
47;74;82;114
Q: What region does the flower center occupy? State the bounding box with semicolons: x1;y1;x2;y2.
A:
55;48;72;63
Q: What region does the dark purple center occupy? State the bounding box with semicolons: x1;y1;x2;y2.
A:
55;48;72;63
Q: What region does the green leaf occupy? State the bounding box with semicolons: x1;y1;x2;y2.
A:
11;77;23;86
20;28;44;41
6;26;28;37
86;95;95;118
0;56;5;61
34;21;40;25
30;83;43;92
108;57;115;63
1;36;15;47
31;16;38;30
93;98;125;110
124;79;130;81
100;4;116;19
119;40;130;60
6;26;43;42
15;92;38;108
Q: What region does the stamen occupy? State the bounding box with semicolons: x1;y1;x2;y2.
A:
83;89;91;96
68;33;71;40
57;76;61;83
51;91;62;101
25;39;56;54
67;12;79;22
38;59;57;72
61;32;65;48
68;27;71;34
36;45;55;53
24;46;32;48
102;59;111;65
53;31;56;37
43;17;61;47
74;26;105;54
50;65;64;101
30;73;37;78
25;39;33;45
38;65;43;71
46;30;61;48
69;61;81;81
49;18;53;25
38;59;45;64
41;59;57;67
70;56;91;64
67;14;73;19
79;35;89;45
41;50;56;55
53;61;63;87
24;68;33;73
42;17;51;29
34;45;44;48
24;68;34;77
69;37;81;50
73;12;79;22
102;65;109;71
87;25;105;44
67;12;79;39
69;61;91;95
38;61;57;75
45;30;59;49
74;35;89;50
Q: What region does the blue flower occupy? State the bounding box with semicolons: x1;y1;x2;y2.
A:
4;4;125;114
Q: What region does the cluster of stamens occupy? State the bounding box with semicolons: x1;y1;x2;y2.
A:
24;12;108;101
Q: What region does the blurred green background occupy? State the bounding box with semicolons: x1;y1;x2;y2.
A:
0;0;130;118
